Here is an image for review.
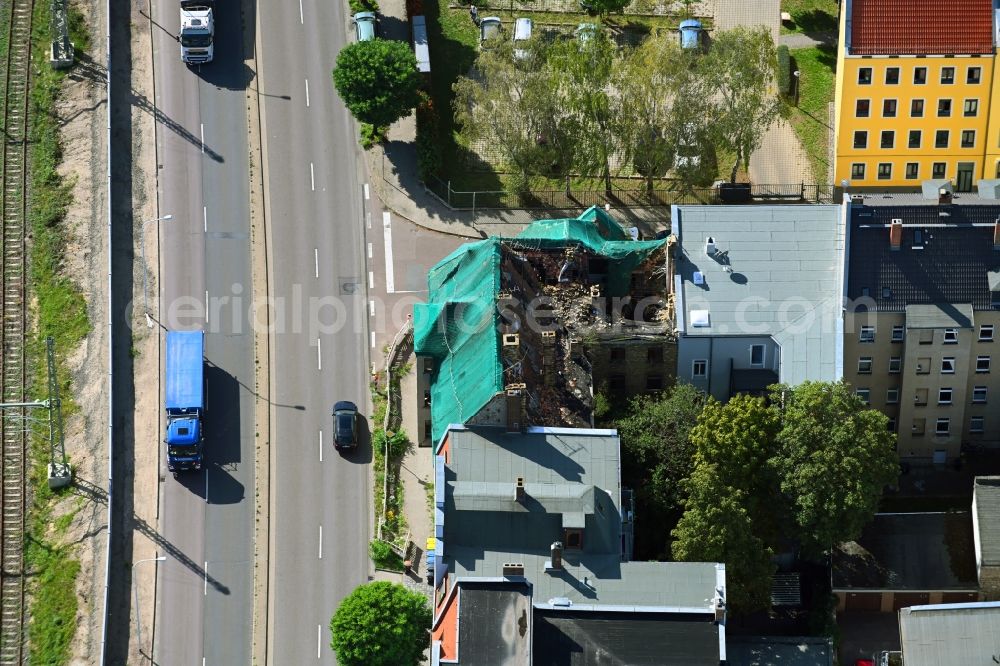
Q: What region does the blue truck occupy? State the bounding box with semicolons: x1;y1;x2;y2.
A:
165;331;205;473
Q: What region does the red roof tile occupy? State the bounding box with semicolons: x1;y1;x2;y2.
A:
850;0;995;56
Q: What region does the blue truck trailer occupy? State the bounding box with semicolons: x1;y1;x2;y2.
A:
165;331;205;473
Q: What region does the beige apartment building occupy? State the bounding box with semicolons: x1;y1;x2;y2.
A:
844;199;1000;463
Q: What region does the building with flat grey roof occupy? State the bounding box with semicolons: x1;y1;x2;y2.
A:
670;204;845;400
898;601;1000;666
430;425;726;664
973;476;1000;597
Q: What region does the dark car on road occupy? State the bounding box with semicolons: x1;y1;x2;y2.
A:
333;401;359;450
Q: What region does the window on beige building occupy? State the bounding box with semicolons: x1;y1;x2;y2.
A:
936;418;950;435
856;388;870;404
891;325;905;342
858;357;873;374
977;356;991;373
942;357;956;373
971;416;985;433
888;417;897;432
939;387;953;404
944;329;958;344
860;326;875;343
889;357;902;374
973;386;988;404
980;324;994;341
887;388;899;404
912;418;926;435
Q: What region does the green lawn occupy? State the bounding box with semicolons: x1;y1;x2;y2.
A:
780;0;838;35
787;44;836;185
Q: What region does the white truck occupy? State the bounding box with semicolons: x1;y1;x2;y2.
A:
179;0;215;64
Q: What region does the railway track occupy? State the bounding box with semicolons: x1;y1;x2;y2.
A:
0;0;33;662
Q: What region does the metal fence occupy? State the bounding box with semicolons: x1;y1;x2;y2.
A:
424;175;834;210
461;0;713;18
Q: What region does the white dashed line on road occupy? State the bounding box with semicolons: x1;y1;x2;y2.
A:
383;212;395;294
310;162;315;191
204;562;208;595
364;183;370;200
203;206;207;232
318;525;323;559
367;242;372;259
366;212;371;229
371;331;375;348
368;271;374;289
314;248;319;278
317;625;322;659
317;338;322;370
205;291;209;324
319;430;323;462
305;78;310;107
369;300;375;316
299;0;304;23
200;123;205;153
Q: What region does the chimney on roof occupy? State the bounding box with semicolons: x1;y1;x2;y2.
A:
515;476;525;502
890;218;903;251
506;384;525;433
994;218;1000;250
545;541;563;572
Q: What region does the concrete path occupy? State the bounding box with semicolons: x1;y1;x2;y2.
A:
749;119;816;185
780;30;837;48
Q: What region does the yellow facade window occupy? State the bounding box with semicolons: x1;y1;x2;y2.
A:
911;99;924;117
968;66;982;84
941;67;955;84
914;67;927;84
938;99;952;117
883;99;897;117
857;99;870;117
964;99;978;117
851;163;865;179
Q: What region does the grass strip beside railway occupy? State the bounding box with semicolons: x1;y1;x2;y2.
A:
23;1;91;663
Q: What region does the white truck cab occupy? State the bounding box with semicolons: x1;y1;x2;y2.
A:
179;0;215;64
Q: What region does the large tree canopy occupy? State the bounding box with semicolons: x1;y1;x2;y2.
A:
333;39;422;139
330;581;432;666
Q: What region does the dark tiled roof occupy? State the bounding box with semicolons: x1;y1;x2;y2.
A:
847;205;1000;312
850;0;994;55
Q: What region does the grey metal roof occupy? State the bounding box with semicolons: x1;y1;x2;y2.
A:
847;204;1000;311
673;205;844;387
444;425;721;609
899;602;1000;666
454;581;531;666
727;636;834;666
832;512;978;590
920;179;953;199
974;476;1000;566
904;303;973;329
533;609;721;665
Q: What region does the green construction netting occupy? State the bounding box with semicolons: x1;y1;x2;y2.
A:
414;207;667;443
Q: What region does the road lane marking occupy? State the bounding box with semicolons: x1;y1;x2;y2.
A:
383;212;396;294
366;212;371;229
305;78;310;107
317;625;322;659
200;123;205;153
369;300;375;316
314;248;319;278
367;242;373;258
317;338;322;370
371;331;376;348
204;562;208;595
299;0;304;23
319;430;323;462
203;206;207;232
318;525;323;559
205;291;209;324
368;271;374;289
364;183;370;200
310;162;315;191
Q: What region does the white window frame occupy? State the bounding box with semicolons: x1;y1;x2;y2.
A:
891;325;905;342
981;324;994;341
860;326;875;343
936;418;951;435
750;344;765;368
974;386;988;404
942;357;956;374
858;357;873;374
692;359;707;379
943;329;958;344
971;416;985;433
977;355;991;373
889;357;902;374
939;387;953;405
856;389;871;405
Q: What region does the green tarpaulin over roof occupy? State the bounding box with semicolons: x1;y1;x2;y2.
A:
414;207;666;443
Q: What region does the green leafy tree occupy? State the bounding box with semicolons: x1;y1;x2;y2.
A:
770;381;899;555
616;382;705;514
333;40;422;144
581;0;632;16
330;581;432;666
699;26;782;183
672;464;775;613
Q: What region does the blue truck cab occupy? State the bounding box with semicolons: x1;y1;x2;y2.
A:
165;331;205;473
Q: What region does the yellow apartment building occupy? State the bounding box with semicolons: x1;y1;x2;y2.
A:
834;0;1000;191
